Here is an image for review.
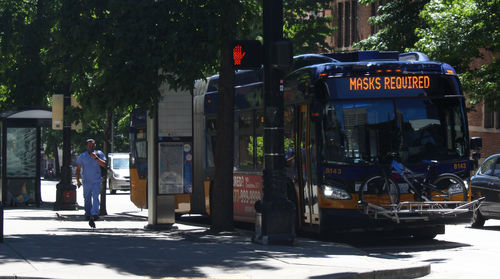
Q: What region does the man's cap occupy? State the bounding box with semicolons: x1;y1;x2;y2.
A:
86;139;95;143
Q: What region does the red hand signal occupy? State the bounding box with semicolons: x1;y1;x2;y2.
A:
233;45;246;65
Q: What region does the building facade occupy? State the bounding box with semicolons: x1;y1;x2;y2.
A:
325;0;500;160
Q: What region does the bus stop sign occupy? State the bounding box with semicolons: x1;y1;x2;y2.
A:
232;40;262;69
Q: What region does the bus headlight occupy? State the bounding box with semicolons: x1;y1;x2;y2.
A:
322;185;351;200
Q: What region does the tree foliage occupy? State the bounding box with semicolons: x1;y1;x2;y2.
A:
354;0;430;51
283;0;334;54
0;0;55;110
234;1;334;54
355;0;499;109
1;0;336;118
415;0;500;108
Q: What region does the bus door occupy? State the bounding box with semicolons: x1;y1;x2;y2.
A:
297;104;320;227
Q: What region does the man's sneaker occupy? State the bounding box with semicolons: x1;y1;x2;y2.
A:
89;217;96;228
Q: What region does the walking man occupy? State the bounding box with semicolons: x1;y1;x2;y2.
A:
75;139;107;221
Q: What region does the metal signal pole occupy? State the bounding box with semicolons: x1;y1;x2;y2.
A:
254;0;295;245
53;84;78;211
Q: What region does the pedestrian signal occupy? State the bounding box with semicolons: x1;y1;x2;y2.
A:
232;40;262;69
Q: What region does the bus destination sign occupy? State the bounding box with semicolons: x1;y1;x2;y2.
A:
349;75;430;91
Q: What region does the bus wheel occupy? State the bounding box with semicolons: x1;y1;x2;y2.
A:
411;226;442;240
412;231;438;240
319;210;333;241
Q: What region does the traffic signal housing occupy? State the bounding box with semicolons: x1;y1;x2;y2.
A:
232;40;263;69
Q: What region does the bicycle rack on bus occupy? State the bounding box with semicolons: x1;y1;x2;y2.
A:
360;197;484;223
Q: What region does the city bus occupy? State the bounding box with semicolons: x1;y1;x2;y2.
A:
129;110;148;209
193;51;477;238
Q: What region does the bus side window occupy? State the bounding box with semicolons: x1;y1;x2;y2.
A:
238;111;254;169
255;110;264;168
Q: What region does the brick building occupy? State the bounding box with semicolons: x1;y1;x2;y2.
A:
324;0;500;160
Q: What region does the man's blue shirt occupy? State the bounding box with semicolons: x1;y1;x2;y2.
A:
76;151;106;184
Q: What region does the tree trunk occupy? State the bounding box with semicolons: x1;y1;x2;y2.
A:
99;110;112;216
211;3;237;232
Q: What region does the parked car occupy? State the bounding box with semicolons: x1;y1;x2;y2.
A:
470;153;500;228
107;153;130;194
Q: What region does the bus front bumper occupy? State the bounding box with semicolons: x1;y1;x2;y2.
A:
319;207;473;234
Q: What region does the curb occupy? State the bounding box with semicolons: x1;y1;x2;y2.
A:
337;264;431;279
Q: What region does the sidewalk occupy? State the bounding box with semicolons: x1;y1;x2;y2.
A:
0;191;430;279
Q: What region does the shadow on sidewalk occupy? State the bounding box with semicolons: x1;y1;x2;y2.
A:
0;227;360;278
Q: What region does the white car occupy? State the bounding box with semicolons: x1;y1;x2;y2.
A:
107;153;130;194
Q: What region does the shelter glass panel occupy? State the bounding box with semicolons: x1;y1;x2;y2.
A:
6;128;36;177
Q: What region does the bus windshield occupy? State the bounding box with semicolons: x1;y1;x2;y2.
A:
321;97;467;165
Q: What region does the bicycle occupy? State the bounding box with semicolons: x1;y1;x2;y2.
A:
358;159;401;208
359;154;468;206
391;158;468;202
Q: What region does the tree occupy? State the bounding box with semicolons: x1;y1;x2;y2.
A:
211;1;238;232
0;0;54;109
283;0;334;54
238;0;335;54
415;0;500;108
354;0;430;52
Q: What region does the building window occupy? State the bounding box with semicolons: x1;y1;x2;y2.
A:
484;100;500;129
336;0;358;49
337;2;344;47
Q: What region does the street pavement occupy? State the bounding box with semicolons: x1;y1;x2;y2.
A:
0;180;430;279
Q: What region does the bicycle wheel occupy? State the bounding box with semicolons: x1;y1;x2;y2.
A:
430;173;467;201
359;176;400;207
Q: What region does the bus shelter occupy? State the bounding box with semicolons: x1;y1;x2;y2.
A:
0;109;51;207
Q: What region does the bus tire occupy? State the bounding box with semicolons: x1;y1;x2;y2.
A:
411;225;442;240
412;231;438;240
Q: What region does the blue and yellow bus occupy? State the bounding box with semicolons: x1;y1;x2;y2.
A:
193;51;475;238
129;110;148;209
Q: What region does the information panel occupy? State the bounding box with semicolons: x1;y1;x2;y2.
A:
158;142;184;194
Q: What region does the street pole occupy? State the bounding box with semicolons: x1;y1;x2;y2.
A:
54;84;78;211
254;0;295;245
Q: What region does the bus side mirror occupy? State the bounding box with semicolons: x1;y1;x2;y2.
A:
470;137;482;150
